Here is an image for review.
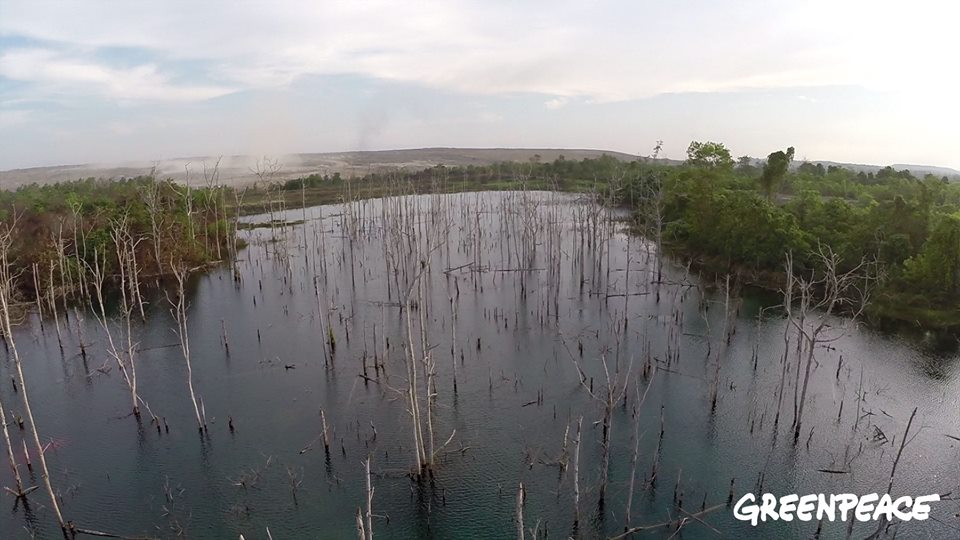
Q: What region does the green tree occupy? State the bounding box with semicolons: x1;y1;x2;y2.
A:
759;146;795;201
904;211;960;298
685;141;734;171
736;156;759;177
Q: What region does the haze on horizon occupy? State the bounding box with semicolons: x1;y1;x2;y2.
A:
1;0;957;172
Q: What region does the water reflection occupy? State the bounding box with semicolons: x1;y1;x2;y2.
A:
1;191;957;539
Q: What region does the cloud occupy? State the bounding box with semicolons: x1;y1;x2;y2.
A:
0;0;957;170
0;108;31;128
3;0;954;104
0;48;235;102
544;97;569;110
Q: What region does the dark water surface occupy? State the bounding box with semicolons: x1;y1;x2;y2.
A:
1;191;958;539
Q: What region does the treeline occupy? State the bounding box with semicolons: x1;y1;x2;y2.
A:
0;175;235;306
261;146;958;330
8;145;957;331
623;142;960;330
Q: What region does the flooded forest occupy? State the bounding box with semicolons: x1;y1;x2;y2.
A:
0;177;958;539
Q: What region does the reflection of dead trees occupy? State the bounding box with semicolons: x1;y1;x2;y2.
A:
626;370;657;525
0;219;68;534
709;274;740;413
167;261;207;433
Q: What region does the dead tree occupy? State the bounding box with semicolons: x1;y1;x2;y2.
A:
566;339;632;503
773;252;794;428
626;369;657;524
202;157;224;260
791;245;875;443
88;246;142;418
138;167;166;274
516;482;525;540
167;261;206;432
572;416;582;527
0;398;33;498
866;407;919;538
86;213;154;419
638;140;666;294
0;219;68;534
365;457;374;540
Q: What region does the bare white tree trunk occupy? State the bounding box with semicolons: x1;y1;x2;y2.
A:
516;482;525;540
365;457;374;540
168;262;205;432
572;416;582;527
0;400;28;497
0;221;68;534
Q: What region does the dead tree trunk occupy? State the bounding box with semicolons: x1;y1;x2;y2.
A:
0;220;68;534
0;400;30;498
168;261;205;432
791;246;874;443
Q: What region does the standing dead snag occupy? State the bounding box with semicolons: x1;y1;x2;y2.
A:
138;169;167;275
564;337;632;503
365;457;374;540
637;140;666;297
773;252;795;428
167;260;206;432
867;407;919;538
709;274;739;414
86;211;156;421
0;219;68;534
626;369;657;525
1;397;33;498
516;482;525;540
790;246;875;443
572;416;582;527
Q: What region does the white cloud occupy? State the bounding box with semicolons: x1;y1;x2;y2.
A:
2;0;955;103
0;108;31;128
0;0;957;170
545;97;569;110
0;48;235;102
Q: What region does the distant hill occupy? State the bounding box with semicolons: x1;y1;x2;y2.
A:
1;147;956;190
890;164;960;178
0;148;639;190
797;160;960;179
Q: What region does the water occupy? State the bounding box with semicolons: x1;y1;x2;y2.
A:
1;191;958;539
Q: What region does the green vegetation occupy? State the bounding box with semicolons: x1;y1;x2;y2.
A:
634;143;960;332
242;147;960;333
0;175;232;303
4;145;958;333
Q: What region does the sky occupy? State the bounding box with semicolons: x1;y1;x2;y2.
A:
1;0;958;171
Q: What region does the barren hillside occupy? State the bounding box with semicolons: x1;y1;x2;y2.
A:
0;148;639;189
